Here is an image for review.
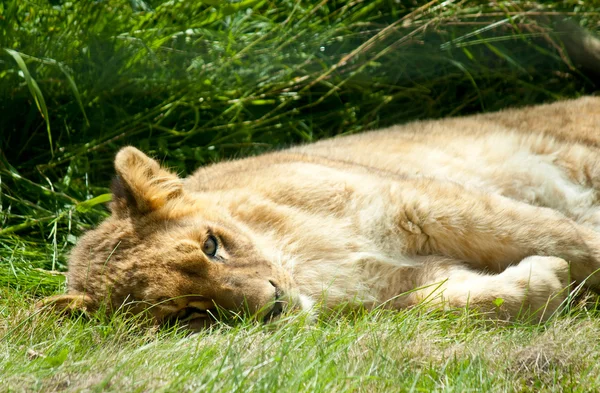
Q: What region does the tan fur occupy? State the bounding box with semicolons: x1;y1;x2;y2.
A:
43;96;600;326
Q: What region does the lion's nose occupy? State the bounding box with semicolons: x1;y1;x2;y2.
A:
268;279;281;299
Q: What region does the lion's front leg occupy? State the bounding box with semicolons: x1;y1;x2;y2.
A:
390;178;600;287
404;256;570;322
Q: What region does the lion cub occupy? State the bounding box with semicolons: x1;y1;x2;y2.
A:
43;96;600;327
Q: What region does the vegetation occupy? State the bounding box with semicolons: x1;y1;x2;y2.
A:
1;1;599;391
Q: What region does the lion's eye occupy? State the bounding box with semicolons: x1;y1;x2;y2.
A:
202;235;218;257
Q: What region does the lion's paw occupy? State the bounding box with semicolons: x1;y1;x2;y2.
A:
505;256;570;320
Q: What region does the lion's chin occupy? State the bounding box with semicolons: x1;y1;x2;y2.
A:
297;293;315;312
184;316;215;331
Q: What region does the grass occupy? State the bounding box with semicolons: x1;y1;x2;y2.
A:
1;0;600;391
6;289;600;392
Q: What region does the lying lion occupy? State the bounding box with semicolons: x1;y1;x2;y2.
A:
42;96;600;328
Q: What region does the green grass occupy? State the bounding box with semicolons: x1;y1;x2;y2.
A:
6;289;600;392
1;0;600;391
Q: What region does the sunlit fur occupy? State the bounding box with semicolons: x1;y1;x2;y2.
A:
43;96;600;325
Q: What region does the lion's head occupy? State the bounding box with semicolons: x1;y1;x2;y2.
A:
41;147;300;329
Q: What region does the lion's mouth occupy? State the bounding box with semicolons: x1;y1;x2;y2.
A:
177;302;284;326
166;300;218;329
263;300;285;323
179;307;214;321
167;296;287;327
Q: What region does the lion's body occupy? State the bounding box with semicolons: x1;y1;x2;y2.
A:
48;96;600;327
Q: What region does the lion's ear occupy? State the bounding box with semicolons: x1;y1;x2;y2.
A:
111;146;183;216
36;293;95;314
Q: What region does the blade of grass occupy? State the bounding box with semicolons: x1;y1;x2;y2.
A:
4;49;53;156
56;63;90;127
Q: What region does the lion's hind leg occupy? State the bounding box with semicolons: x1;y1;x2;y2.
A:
409;256;570;322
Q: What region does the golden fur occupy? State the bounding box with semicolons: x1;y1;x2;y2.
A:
43;96;600;327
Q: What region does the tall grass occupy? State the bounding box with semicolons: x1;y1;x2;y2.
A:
1;1;600;391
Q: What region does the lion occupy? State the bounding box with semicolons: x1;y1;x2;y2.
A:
40;95;600;328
